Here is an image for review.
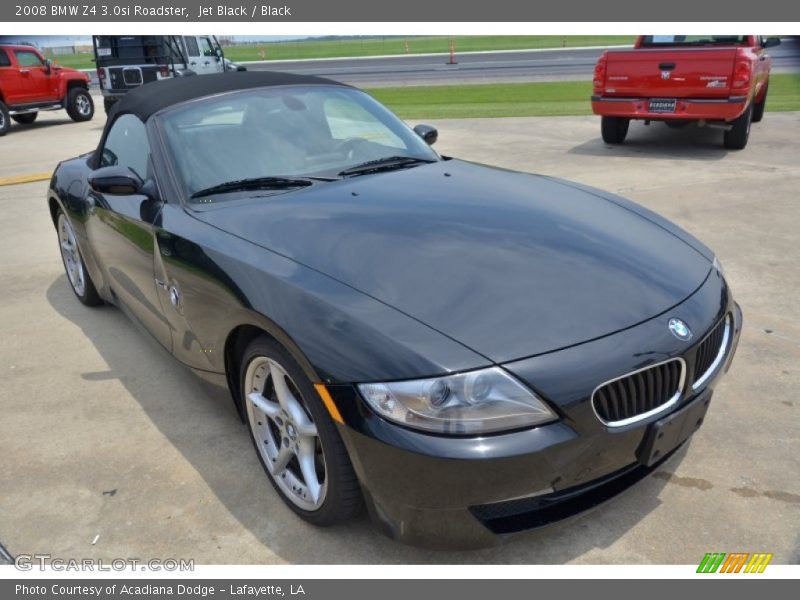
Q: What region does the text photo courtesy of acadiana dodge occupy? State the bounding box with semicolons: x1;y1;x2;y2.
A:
15;584;307;597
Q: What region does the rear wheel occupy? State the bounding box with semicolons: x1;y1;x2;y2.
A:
723;104;753;150
12;113;38;125
752;85;768;123
601;116;630;144
241;336;362;525
0;101;9;136
66;87;94;122
57;210;102;306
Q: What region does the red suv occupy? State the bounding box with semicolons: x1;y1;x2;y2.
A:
0;44;94;136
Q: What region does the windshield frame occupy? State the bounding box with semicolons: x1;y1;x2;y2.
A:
152;84;441;208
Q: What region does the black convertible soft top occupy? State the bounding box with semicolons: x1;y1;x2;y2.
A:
110;71;349;121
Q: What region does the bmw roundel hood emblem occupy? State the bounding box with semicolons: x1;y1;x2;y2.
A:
668;318;692;341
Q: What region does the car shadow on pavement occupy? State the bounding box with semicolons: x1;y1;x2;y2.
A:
46;275;683;564
8;118;105;136
569;121;736;161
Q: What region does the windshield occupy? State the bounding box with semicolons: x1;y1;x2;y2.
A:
640;35;748;47
158;85;440;203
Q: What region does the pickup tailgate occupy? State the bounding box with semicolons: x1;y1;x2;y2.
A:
603;48;738;98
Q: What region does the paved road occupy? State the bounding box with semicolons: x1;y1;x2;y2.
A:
1;107;798;564
244;39;800;87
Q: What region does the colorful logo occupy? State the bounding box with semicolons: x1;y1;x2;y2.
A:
697;552;773;574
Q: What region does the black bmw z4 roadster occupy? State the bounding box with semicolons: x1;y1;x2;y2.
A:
49;72;742;549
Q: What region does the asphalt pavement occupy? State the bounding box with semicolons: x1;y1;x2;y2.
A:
242;39;800;86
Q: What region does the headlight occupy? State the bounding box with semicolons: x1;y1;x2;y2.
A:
357;367;556;435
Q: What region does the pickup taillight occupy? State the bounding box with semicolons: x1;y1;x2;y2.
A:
159;65;170;77
97;68;105;89
593;52;608;95
732;59;752;90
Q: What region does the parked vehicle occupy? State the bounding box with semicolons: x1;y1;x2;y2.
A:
0;44;93;136
48;72;742;549
592;35;780;149
93;35;245;114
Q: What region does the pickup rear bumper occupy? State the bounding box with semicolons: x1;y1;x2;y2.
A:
591;95;748;122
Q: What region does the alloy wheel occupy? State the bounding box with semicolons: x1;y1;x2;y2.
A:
76;93;92;117
244;356;327;511
58;213;86;296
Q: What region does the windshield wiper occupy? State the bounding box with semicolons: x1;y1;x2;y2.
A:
190;176;323;199
338;156;436;177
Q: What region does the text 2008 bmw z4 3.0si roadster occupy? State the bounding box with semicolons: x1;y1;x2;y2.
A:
48;72;742;549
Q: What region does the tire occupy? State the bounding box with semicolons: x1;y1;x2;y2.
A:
752;85;768;123
601;116;630;144
241;335;362;526
65;87;94;122
0;101;9;137
12;113;38;125
56;210;102;306
103;98;116;115
724;104;753;150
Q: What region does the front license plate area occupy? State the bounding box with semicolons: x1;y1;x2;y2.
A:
649;98;677;113
637;390;712;467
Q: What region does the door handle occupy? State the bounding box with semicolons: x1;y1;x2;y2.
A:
190;61;196;66
154;278;168;290
19;69;30;75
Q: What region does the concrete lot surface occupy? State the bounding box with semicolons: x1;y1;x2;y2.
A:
0;105;798;564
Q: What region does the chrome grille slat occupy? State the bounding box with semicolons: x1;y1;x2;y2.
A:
591;358;686;428
692;315;731;391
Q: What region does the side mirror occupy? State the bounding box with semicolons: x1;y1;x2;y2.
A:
43;58;52;75
139;182;163;225
89;166;143;195
413;124;438;146
763;37;781;48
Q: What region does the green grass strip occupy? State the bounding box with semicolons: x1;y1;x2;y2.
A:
367;74;800;119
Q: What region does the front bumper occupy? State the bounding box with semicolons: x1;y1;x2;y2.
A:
591;95;748;122
331;271;742;549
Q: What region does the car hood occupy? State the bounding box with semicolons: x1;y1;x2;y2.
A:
193;160;711;363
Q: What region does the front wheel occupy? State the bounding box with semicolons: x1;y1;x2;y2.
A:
57;210;102;306
12;113;38;125
66;87;94;122
724;104;753;150
0;101;9;136
241;336;362;525
601;116;630;144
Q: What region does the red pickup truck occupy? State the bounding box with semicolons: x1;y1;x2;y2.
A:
591;36;780;149
0;44;94;136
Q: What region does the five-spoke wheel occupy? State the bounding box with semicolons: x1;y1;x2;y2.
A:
241;336;362;524
245;356;328;510
57;210;101;306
